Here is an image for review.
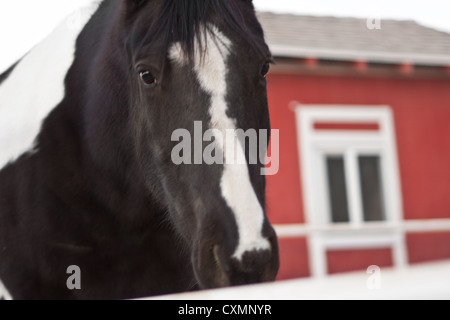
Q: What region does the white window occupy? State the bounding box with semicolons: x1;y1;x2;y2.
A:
295;105;407;277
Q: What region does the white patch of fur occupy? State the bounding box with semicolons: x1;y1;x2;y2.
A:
0;3;100;170
170;26;270;260
0;278;12;300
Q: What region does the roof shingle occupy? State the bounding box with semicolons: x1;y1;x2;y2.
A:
257;12;450;66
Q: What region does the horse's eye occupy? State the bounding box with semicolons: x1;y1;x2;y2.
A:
139;70;157;87
261;63;270;78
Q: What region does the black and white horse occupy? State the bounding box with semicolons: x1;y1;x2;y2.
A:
0;0;279;300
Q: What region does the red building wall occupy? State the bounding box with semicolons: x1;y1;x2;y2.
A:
266;72;450;279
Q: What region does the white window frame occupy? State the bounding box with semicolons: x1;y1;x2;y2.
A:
295;105;408;277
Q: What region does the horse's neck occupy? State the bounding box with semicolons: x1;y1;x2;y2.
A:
0;1;158;219
0;2;101;171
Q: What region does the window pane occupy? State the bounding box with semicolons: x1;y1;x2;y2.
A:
359;156;386;222
326;156;350;223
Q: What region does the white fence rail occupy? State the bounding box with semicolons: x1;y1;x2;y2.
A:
147;260;450;300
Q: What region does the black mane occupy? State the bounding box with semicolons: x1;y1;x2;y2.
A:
137;0;267;61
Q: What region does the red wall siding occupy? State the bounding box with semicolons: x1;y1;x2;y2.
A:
266;73;450;223
266;72;450;278
407;232;450;263
265;83;304;224
326;248;393;274
276;237;310;280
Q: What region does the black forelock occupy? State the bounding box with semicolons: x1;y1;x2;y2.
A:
135;0;267;62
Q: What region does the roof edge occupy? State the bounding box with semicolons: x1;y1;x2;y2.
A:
270;45;450;67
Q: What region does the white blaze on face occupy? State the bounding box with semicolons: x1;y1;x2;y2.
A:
0;2;100;170
170;26;270;260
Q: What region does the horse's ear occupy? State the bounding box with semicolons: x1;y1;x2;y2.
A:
124;0;148;17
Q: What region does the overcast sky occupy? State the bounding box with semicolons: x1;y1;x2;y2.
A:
1;0;449;72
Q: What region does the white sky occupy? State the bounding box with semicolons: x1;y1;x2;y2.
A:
1;0;450;72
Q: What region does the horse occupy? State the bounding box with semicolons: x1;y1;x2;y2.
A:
0;0;279;300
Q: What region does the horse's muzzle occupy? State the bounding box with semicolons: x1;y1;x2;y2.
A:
192;228;279;289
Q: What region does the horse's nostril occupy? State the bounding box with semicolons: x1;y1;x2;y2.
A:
238;249;272;273
223;249;275;286
196;244;277;289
